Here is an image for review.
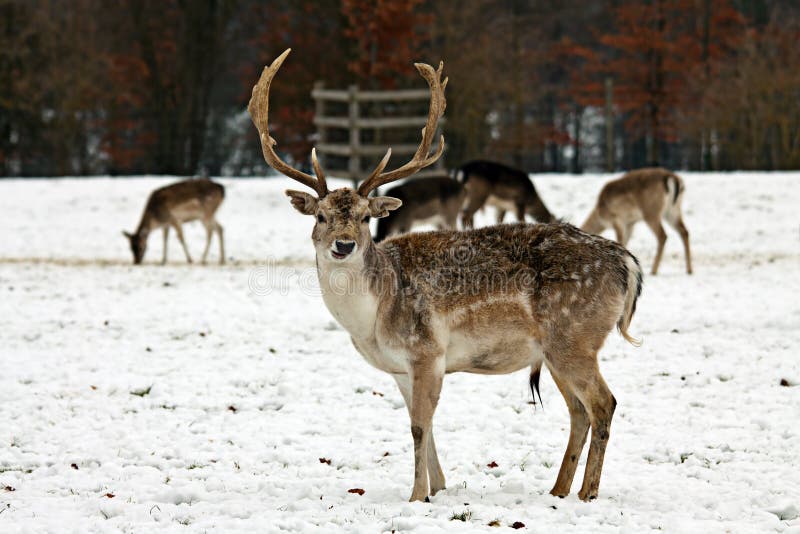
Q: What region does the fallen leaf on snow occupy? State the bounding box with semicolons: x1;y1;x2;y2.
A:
348;488;365;496
511;521;525;529
319;458;331;465
487;461;499;468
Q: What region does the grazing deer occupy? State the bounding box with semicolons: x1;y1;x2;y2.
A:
374;174;465;242
249;49;643;502
123;178;225;265
458;160;555;228
582;168;692;275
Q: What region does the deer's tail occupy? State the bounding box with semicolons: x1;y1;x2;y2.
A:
618;253;643;346
529;363;543;407
664;172;683;204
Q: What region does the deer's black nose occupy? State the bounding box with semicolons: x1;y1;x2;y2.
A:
335;240;355;254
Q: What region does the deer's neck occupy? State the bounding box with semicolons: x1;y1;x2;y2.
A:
136;210;157;238
315;242;394;341
581;208;605;234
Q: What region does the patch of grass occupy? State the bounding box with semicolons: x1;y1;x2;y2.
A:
0;466;33;474
518;452;531;472
450;509;472;522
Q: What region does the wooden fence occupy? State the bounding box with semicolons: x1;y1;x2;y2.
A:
312;82;445;185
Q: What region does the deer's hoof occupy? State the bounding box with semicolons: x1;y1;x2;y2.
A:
577;489;597;502
549;487;568;499
409;491;428;502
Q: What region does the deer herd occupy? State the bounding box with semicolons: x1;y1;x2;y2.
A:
122;49;694;504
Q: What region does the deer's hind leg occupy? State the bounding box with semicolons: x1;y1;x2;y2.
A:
215;221;225;264
161;226;170;265
664;210;691;274
547;352;616;502
548;369;590;497
643;215;667;275
576;367;616;501
201;219;214;264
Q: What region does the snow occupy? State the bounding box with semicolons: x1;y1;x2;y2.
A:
1;173;798;532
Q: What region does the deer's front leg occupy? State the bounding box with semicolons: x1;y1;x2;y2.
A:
408;357;444;502
170;219;193;263
393;374;446;496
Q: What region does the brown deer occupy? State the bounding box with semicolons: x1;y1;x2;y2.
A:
249;49;643;503
374;174;465;242
582;168;691;275
458;160;555;228
123;178;225;265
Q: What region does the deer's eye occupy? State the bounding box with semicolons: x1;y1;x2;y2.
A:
316;213;326;224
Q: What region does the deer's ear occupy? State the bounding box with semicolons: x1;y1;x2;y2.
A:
285;190;318;215
122;231;133;240
368;196;402;218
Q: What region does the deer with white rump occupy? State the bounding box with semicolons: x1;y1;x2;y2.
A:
582;168;692;275
249;49;643;502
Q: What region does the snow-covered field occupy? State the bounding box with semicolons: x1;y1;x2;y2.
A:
1;173;798;533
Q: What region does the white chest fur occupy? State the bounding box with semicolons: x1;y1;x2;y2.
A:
317;258;379;339
316;256;408;374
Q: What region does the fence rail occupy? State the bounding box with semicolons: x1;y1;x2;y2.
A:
312;82;445;184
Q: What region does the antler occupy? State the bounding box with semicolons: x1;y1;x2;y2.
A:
248;48;328;198
357;61;447;197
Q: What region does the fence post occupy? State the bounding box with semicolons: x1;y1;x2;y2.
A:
348;84;360;187
605;77;614;173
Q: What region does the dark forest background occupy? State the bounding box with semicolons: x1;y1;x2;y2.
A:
2;0;799;177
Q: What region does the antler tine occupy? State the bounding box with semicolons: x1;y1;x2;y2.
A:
248;48;328;197
311;148;327;187
363;148;392;185
357;61;447;196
